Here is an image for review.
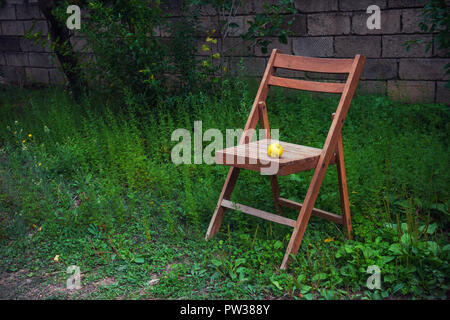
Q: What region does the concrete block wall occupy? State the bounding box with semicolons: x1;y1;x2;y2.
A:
0;0;449;103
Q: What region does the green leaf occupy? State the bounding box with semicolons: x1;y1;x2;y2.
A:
272;280;282;290
211;259;222;267
134;257;145;264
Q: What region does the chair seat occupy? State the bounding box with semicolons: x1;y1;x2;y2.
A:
215;139;336;176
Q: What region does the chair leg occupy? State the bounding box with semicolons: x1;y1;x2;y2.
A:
205;167;240;239
335;135;352;239
280;165;327;270
270;176;281;214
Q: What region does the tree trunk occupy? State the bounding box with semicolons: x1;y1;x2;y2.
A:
38;0;86;101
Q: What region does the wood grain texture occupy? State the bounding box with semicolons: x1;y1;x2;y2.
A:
273;54;354;74
221;200;296;228
278;197;344;224
268;76;345;94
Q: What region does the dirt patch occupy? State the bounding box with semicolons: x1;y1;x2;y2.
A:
0;269;117;299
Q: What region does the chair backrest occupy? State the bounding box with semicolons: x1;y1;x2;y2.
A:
240;50;365;158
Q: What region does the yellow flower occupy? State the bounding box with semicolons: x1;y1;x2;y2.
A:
324;238;334;243
201;44;210;52
150;74;154;80
13;131;17;135
22;139;26;144
53;255;60;262
38;162;42;167
39;227;42;231
28;133;32;137
212;53;220;59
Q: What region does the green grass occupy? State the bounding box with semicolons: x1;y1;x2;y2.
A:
0;81;448;299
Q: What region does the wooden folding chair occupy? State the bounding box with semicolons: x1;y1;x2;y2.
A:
205;49;365;270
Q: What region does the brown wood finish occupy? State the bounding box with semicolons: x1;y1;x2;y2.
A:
205;50;365;270
280;55;365;269
268;76;345;94
221;200;296;227
205;49;280;240
273;54;354;73
332;113;353;239
277;197;344;224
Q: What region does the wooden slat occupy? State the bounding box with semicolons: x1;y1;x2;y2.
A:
221;199;296;227
268;76;345;94
278;197;343;224
273;54;354;74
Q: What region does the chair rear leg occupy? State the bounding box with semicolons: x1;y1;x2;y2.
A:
270;176;281;214
336;135;352;239
205;167;240;239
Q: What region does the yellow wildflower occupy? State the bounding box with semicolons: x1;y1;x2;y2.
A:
212;53;220;59
28;133;32;137
22;139;26;144
324;238;334;243
38;163;42;167
53;255;60;262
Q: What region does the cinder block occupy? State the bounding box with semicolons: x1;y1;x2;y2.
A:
294;0;338;12
5;52;28;66
352;9;400;35
29;52;55;68
433;42;450;58
387;80;434;103
20;38;51;52
222;38;253;57
4;0;25;4
436;81;450;104
340;0;387;11
1;65;25;84
227;16;248;37
362;59;397;80
229;57;267;77
358;80;388;95
335;36;381;58
388;0;427;8
254;37;291;56
1;21;24;36
16;4;43;20
402;9;424;33
0;5;15;20
382;35;433;57
308;13;350;35
0;36;21;51
283;14;307;36
25;67;49;84
23;20;48;35
399;59;450;80
292;36;333;57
